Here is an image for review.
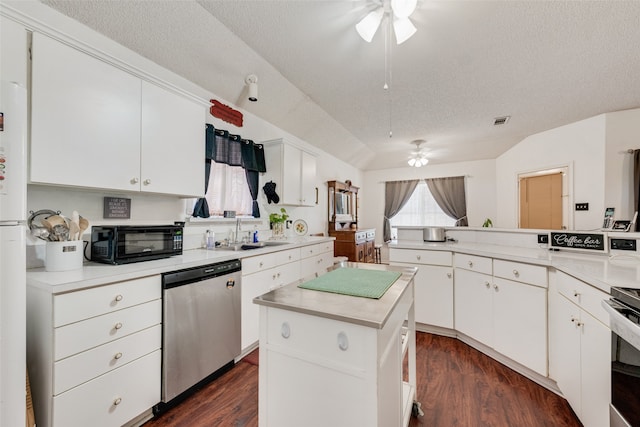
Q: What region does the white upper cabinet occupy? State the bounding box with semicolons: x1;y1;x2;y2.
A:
30;33;204;197
140;81;203;196
263;139;317;206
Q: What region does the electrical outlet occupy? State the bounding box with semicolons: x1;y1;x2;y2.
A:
575;203;589;211
537;234;549;244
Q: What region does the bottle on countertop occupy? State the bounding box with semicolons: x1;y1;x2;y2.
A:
205;230;215;250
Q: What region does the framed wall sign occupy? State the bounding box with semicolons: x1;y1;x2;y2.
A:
103;197;131;219
549;232;607;253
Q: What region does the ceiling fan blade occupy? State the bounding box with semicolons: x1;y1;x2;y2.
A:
356;8;384;42
391;0;417;19
393;17;416;44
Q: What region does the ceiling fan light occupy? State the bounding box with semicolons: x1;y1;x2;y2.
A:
393;17;417;44
391;0;417;19
420;158;429;166
356;8;384;42
408;158;416;166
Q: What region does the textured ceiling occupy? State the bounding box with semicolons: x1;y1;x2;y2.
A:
39;0;640;170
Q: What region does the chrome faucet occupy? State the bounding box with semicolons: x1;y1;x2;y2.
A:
235;218;241;243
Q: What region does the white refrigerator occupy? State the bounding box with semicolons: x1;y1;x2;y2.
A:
0;80;27;427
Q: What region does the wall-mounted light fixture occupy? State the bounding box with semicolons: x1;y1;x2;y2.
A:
245;74;258;102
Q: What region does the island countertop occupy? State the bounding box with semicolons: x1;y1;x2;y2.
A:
253;262;417;329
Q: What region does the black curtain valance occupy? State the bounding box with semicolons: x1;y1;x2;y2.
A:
205;124;265;172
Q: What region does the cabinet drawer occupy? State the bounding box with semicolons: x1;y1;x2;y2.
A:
54;275;160;327
299;252;333;282
554;271;609;326
265;307;369;370
53;350;160;427
55;300;161;360
389;249;452;266
301;242;333;259
454;253;492;275
54;324;161;395
276;248;301;265
493;259;548;288
242;252;279;275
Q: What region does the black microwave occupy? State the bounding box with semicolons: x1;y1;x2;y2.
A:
91;225;183;265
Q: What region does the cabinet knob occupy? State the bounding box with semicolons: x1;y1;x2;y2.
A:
281;322;291;339
113;397;122;406
337;331;349;351
468;261;473;268
114;322;123;330
485;281;490;289
447;273;452;279
143;179;151;185
512;269;519;277
317;258;322;264
114;352;123;360
114;294;123;302
416;255;421;261
573;290;580;298
259;262;264;267
130;177;139;184
493;284;499;292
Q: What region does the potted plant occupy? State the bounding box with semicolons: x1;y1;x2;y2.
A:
269;208;289;239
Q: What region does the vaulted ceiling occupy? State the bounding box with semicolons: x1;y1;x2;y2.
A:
40;0;640;170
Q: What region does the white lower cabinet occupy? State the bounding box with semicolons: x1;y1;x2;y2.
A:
549;270;610;427
389;249;453;329
241;241;334;353
454;254;548;376
27;276;162;427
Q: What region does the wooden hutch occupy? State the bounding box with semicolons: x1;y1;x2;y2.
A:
327;180;376;263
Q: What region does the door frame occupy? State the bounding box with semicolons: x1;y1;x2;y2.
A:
517;164;573;230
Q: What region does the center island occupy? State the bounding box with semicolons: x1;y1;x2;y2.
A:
253;262;419;427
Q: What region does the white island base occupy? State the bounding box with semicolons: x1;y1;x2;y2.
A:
255;263;418;427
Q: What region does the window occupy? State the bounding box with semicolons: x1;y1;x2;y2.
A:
389;181;455;237
195;162;253;217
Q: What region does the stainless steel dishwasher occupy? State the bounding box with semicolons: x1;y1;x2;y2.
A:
158;259;242;409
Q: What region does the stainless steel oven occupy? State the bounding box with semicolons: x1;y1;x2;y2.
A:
603;287;640;427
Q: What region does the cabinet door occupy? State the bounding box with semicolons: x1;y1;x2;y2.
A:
550;294;582;416
580;312;610;427
140;81;204;197
492;277;547;376
356;242;367;263
31;33;141;191
300;150;317;206
281;144;302;205
454;268;493;345
241;270;273;351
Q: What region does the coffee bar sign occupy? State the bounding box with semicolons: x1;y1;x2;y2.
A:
550;232;607;253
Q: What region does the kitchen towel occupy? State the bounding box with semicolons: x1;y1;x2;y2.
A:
298;267;401;299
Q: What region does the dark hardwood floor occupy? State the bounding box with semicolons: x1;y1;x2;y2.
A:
144;332;582;427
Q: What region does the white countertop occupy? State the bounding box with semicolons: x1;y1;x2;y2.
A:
27;236;334;294
389;240;640;293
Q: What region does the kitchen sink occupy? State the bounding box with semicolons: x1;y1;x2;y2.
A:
216;241;290;251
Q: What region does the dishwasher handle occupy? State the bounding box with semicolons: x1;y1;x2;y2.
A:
163;259;241;289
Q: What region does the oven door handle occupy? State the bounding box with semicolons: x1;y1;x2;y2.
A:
602;299;640;351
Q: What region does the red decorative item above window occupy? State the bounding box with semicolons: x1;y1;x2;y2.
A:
209;99;243;127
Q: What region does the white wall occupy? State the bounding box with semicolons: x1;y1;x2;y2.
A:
604;108;640;221
495;114;606;230
361;159;497;242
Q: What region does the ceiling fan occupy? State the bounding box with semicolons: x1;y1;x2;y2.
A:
356;0;418;44
408;140;429;167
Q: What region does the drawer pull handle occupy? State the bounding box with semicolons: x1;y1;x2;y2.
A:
259;262;264;267
468;261;473;268
416;255;421;261
493;284;499;292
337;331;349;351
113;397;122;406
130;177;139;184
143;179;151;185
512;270;519;277
115;294;123;302
114;322;123;330
114;352;123;360
281;322;291;339
485;281;490;289
447;273;452;279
